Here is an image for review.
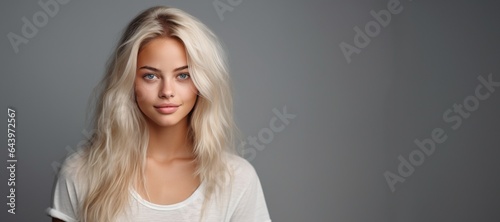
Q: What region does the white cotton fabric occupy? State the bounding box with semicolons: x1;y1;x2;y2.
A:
47;152;271;222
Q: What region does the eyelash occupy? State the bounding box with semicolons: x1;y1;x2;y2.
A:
142;73;190;81
177;73;190;80
143;73;158;80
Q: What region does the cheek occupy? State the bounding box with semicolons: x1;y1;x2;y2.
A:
134;87;144;103
182;83;199;102
134;83;153;103
187;80;199;95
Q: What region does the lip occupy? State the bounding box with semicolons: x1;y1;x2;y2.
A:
154;103;180;114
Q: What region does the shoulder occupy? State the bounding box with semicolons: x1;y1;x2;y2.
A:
220;153;272;221
49;150;87;221
226;153;257;176
224;153;260;187
57;149;86;183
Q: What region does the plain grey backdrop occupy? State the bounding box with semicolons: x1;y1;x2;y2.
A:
1;0;499;221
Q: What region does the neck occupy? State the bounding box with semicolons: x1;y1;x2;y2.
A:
146;118;194;162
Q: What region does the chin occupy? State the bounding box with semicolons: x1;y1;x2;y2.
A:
147;114;188;128
149;118;180;127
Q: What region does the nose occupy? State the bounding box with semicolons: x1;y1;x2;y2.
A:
159;78;175;98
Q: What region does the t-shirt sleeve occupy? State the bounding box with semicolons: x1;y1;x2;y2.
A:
47;156;82;222
230;158;272;222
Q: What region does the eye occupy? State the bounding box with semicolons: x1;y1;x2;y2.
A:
143;73;158;80
177;73;190;80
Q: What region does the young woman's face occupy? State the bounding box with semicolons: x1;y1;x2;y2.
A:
135;37;198;128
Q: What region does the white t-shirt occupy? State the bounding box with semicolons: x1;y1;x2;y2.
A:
47;152;271;222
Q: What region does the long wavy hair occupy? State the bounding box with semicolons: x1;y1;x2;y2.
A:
78;6;235;221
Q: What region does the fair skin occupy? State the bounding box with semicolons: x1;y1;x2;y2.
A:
134;37;200;205
52;36;199;222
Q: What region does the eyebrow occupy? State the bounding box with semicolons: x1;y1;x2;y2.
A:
174;65;189;72
138;65;189;73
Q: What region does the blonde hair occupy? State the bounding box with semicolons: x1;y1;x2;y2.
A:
78;6;235;221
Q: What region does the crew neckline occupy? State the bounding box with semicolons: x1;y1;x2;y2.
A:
130;182;205;210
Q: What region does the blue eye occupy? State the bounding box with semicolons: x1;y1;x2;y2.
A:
178;73;190;80
143;73;157;80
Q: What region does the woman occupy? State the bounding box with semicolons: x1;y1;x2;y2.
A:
48;6;271;222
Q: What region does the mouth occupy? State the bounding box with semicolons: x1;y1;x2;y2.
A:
154;104;180;114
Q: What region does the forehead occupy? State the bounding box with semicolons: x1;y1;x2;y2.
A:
137;37;187;69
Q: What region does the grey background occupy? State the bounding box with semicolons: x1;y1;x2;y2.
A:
1;0;499;221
